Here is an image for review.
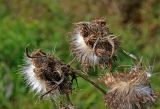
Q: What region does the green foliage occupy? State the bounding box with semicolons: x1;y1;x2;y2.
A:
0;0;159;109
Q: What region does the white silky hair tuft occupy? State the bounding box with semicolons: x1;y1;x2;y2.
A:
71;30;100;65
22;57;61;101
23;57;46;94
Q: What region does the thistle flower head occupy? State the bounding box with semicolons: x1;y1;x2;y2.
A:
100;65;157;109
23;48;73;98
70;19;120;68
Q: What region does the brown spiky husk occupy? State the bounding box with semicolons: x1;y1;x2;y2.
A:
30;49;73;95
70;19;120;68
100;67;157;109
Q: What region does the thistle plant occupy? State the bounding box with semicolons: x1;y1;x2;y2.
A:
22;18;157;109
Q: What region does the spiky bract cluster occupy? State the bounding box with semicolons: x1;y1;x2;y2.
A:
23;49;73;98
100;66;156;109
70;19;119;68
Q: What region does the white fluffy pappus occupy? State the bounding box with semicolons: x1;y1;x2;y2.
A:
71;30;100;65
23;57;46;94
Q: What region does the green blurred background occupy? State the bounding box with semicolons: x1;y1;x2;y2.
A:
0;0;160;109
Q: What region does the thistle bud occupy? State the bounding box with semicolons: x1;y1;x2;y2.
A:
70;19;119;68
100;65;157;109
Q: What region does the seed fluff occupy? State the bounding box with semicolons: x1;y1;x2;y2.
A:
99;65;157;109
23;57;47;94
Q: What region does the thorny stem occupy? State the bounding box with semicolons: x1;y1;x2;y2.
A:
68;57;76;65
69;68;106;95
66;94;73;106
77;71;106;94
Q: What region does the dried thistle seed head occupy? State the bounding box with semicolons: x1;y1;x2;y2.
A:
70;18;120;68
23;48;73;97
99;66;157;109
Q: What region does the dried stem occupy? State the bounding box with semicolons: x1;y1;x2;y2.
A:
68;57;76;65
66;94;73;106
77;72;106;94
69;68;106;95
